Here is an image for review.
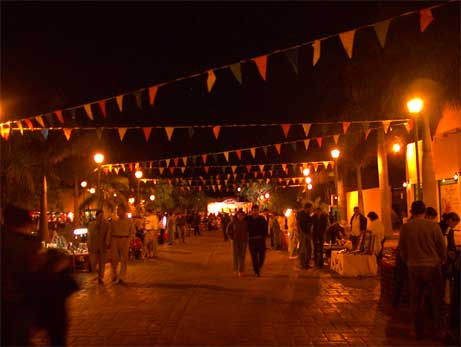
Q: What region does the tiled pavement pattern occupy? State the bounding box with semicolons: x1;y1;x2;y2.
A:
35;232;443;346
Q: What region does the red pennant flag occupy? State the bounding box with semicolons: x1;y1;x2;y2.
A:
253;55;267;80
202;154;207;164
207;70;216;92
342;122;351;134
169;167;175;175
420;9;433;32
275;144;281;154
281;124;290;138
204;166;209;174
246;165;252;173
148;86;159;106
63;128;72;141
316;137;323;148
84;104;94;120
55;110;64;124
235;150;242;160
143;127;152;141
24;119;34;129
98;100;107;118
212;126;221;139
174;158;179;167
168;179;172;185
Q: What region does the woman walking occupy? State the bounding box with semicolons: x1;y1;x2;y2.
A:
226;209;249;276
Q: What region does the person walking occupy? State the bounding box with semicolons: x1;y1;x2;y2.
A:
398;200;446;340
192;211;201;237
176;212;186;243
87;210;109;284
226;209;249;276
298;203;314;269
271;213;282;251
144;209;159;258
246;205;268;277
167;212;176;245
108;205;135;284
312;207;328;268
287;209;298;259
350;206;367;250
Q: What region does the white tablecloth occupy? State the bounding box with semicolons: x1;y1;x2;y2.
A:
330;251;377;277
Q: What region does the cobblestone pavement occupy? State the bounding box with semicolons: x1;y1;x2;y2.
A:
49;232;444;346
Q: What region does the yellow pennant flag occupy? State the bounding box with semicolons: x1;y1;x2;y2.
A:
35;115;45;128
165;127;174;141
312;40;321;66
207;70;216;92
323;161;330;169
116;95;124;112
63;128;72;141
339;30;356;59
253;55;267;80
84;104;94;120
118;128;128;141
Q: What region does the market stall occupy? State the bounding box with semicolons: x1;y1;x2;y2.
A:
330;250;377;276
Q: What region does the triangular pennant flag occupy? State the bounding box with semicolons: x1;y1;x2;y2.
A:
128;163;134;172
302;124;311;137
313;163;319;172
230;63;242;84
35;115;45;128
183;157;188;166
212;126;221;139
207;70;216;92
281;124;291;138
143;127;152;141
253;55;267;80
169;167;175;175
339;30;356;59
382;121;391;134
235;150;242;160
55;110;64;124
253;171;258;178
286;48;299;74
312;40;321;66
148;86;158;106
323;161;330;169
173;158;179;167
84;104;94;120
202;154;207;164
165;159;170;167
116;95;124;112
342;122;351;134
333;134;340;145
1;125;10;140
17;121;24;135
118;128;128;141
135;91;143;109
114;167;120;175
365;128;372;140
223;152;229;162
41;129;49;140
246;165;252;173
159;167;165;175
120;164;126;172
374;19;390;48
188;128;194;139
63;128;72;141
98;100;107;118
231;166;237;173
204;166;209;174
291;142;297;152
181;167;186;174
24;119;33;129
404;120;413;134
165;127;174;141
96;128;103;140
262;146;268;156
259;165;264;172
362;122;370;136
282;164;287;172
316;137;323;148
420;9;433;32
275;143;281;154
250;148;256;159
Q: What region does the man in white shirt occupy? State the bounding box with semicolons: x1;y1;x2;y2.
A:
144;209;159;258
350;206;367;250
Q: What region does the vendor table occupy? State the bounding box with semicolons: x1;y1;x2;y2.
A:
330;250;377;277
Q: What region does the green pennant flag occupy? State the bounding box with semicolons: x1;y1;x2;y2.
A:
374;20;390;49
230;63;242;84
135;91;143;109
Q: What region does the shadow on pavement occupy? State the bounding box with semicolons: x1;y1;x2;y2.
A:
126;281;245;293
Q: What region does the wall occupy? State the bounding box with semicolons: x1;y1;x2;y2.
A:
346;188;382;222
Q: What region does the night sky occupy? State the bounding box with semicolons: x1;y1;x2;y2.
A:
1;1;459;189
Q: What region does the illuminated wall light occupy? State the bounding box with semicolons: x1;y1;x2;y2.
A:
113;193;117;197
307;184;313;190
402;182;408;188
89;187;96;194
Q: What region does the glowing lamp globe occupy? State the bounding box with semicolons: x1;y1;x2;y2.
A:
135;170;143;179
407;98;423;114
94;153;104;164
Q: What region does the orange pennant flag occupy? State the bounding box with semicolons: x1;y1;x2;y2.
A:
231;165;237;173
159;167;165;175
183;157;188;166
312;40;321;66
118;128;128;141
143;127;152;141
202;154;207;164
259;165;264;172
246;165;252;173
55;110;64;124
84;104;94;120
313;163;319;172
116;95;124;112
316;137;323;148
302;124;311;137
235;150;242;160
275;143;281;154
223;152;229;162
35;115;45;128
253;55;267;80
339;30;356;59
98;100;107;118
420;9;433;32
17;121;24;135
204;166;209;174
207;70;216;92
148;86;159;106
212;126;221;139
63;128;72;141
165;127;174;141
281;124;290;138
282;164;287;172
333;134;340;145
304;139;310;151
382;121;391;134
342;122;351;134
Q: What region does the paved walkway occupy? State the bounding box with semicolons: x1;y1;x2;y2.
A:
38;231;443;346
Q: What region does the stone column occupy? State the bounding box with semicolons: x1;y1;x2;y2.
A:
377;128;393;236
421;114;438;209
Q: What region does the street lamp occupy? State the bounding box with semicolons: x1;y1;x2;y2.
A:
303;168;310;176
89;187;96;194
149;194;156;201
392;143;401;153
330;148;340;208
93;153;104;209
135;170;143;203
407;97;423;200
80;181;87;188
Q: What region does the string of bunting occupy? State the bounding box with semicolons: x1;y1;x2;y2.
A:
0;1;452;130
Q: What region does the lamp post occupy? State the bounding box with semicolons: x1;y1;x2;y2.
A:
407;98;423;201
93;153;104;209
80;180;87;212
331;148;340;207
135;170;143;203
